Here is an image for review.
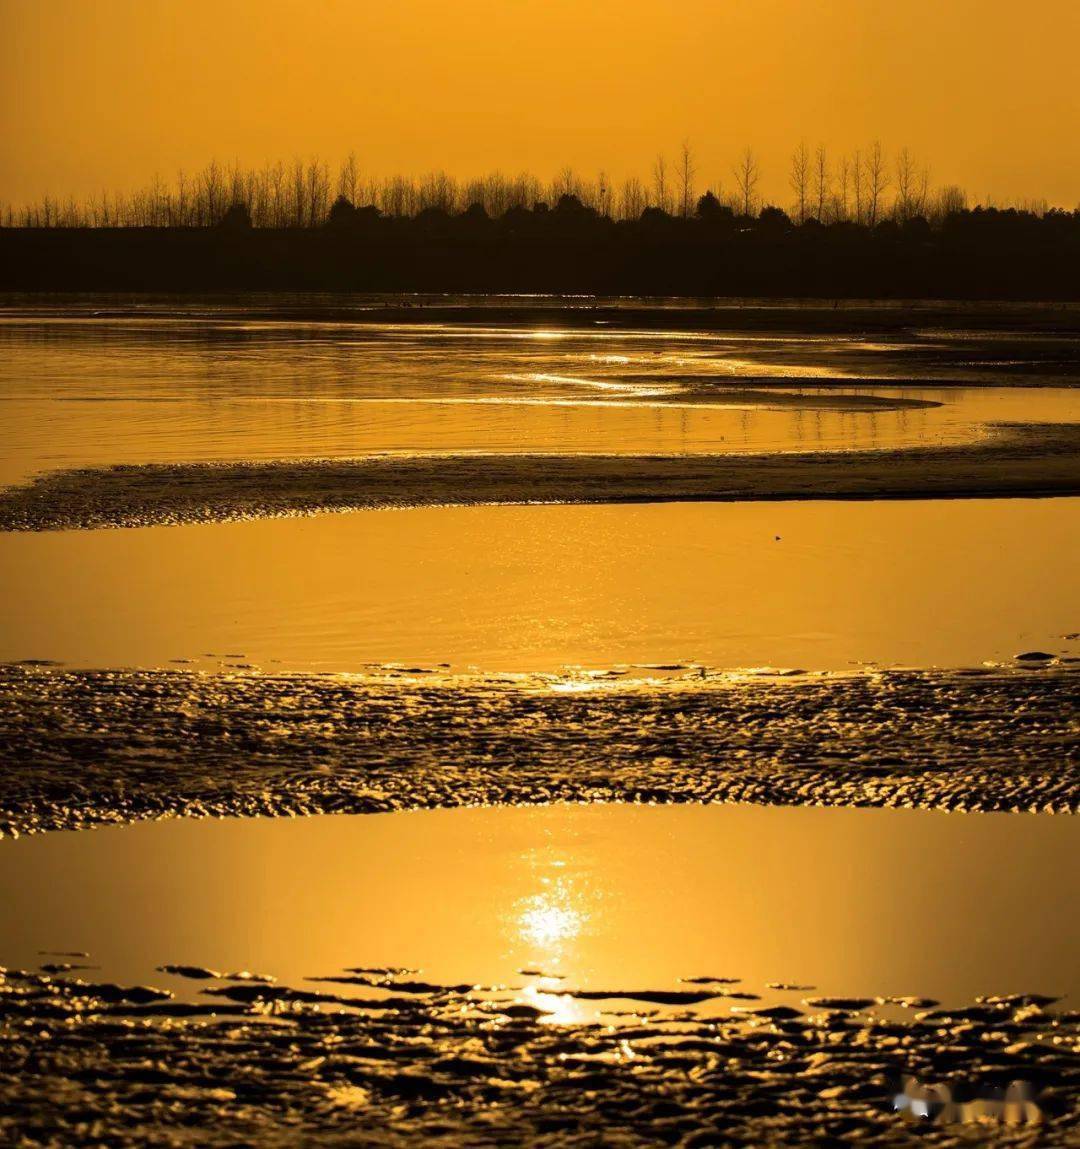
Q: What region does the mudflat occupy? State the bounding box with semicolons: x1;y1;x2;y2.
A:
2;422;1078;531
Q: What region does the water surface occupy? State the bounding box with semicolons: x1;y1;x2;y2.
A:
1;803;1076;1017
2;317;1077;486
2;498;1075;672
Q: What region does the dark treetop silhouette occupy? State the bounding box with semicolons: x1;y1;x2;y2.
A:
3;197;1078;297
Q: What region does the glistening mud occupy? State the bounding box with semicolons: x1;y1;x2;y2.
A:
2;803;1077;1146
2;665;1077;838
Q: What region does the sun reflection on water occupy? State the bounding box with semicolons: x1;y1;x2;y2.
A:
510;875;597;1024
518;887;584;948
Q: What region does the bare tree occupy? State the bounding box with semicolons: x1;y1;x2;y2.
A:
381;175;416;217
2;148;977;232
732;147;760;217
814;145;830;222
678;141;696;218
652;154;670;213
834;156;850;222
578;176;605;213
480;171;510;216
866;140;888;227
199;160;225;225
789;141;810;223
596;171;613;218
337;152;359;204
851;150;864;225
619;176;645;220
264;162;285;226
510;171;541;210
246;167;268;226
418;170;458;213
929;184;966;226
174;170;188;226
551;166;582;203
289;159;307;226
894;147;929;221
304;160;330;225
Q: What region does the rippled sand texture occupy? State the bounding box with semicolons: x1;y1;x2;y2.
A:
1;966;1074;1148
2;664;1077;837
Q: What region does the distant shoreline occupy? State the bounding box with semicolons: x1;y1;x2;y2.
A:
2;218;1078;298
5;295;1080;336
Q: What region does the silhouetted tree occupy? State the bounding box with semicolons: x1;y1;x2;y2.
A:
851;149;864;225
930;184;967;225
7;146;1066;239
326;194;358;228
218;201;252;230
620;177;646;220
554;193;594;216
695;190;728;219
337;152;359;204
652;155;670;214
866;140;888;227
732;147;760;217
789;141;810;223
758;205;792;232
596;171;613;218
814;145;830;222
678;141;696;218
551;167;583;204
834;156;850;222
894;147;929;222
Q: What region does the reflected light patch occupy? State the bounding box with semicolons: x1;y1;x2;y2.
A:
519;893;583;948
524;985;594;1026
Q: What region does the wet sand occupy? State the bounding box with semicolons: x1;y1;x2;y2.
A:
1;422;1078;531
2;802;1077;1145
2;964;1072;1147
2;664;1076;838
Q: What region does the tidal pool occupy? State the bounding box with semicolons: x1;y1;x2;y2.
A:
1;498;1076;672
1;803;1076;1018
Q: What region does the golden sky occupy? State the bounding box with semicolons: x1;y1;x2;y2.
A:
2;0;1078;208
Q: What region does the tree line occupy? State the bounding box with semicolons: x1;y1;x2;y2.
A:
0;143;1060;230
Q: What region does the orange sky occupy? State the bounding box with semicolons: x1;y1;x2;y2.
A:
2;0;1078;209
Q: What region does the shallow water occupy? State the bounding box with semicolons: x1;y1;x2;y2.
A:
2;498;1076;672
1;803;1076;1017
1;317;1078;486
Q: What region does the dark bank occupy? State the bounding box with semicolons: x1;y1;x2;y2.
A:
3;200;1080;297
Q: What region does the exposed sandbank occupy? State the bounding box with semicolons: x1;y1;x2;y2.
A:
0;422;1076;531
1;664;1076;838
